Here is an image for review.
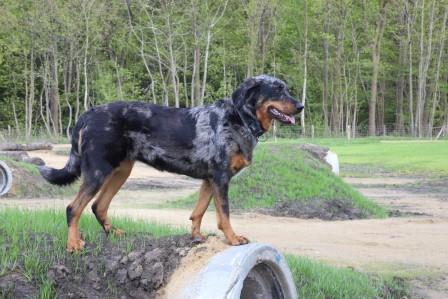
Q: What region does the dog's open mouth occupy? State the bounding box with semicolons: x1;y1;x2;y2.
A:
268;107;295;125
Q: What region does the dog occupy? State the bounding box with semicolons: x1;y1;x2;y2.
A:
39;75;304;252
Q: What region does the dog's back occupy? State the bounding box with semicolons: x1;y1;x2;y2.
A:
39;101;234;186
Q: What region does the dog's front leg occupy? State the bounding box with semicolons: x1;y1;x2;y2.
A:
211;176;249;246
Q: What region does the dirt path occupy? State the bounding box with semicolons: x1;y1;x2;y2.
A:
4;146;448;297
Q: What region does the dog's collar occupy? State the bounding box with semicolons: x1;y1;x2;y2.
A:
235;108;265;140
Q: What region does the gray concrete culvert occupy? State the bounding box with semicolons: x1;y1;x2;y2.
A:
0;161;13;196
178;243;297;299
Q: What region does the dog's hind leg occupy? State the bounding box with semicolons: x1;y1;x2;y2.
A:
91;160;134;236
66;182;101;252
189;180;213;242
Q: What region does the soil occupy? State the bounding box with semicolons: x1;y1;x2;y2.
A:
159;236;229;299
0;233;199;299
0;273;38;299
257;198;363;220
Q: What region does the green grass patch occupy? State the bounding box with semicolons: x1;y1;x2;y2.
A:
330;139;448;176
0;155;40;175
275;138;448;176
166;143;386;218
0;208;186;297
286;255;409;298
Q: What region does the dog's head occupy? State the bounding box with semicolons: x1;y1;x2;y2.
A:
232;75;304;131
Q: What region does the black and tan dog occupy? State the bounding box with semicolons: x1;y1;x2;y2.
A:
39;75;303;252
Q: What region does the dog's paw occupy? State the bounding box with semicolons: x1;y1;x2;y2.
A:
229;235;250;246
66;239;85;253
191;233;207;244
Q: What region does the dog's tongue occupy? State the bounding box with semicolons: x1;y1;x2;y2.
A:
286;115;295;124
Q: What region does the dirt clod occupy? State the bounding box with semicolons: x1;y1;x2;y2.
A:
0;273;38;299
47;264;71;285
127;262;144;280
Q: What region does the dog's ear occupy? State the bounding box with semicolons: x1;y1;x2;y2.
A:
232;78;258;108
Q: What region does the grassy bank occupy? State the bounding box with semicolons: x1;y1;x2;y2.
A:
0;208;186;298
287;255;408;298
0;209;407;298
168;143;386;218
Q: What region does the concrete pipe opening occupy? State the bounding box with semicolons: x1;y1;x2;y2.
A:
180;243;297;299
0;160;13;196
241;262;286;299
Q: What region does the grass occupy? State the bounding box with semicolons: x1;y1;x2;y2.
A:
286;255;408;298
0;208;407;299
167;143;386;218
0;155;40;175
0;208;186;298
278;137;448;176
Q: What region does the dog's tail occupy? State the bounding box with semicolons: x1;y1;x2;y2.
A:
38;149;81;186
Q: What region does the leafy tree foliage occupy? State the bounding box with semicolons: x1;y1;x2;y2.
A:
0;0;447;137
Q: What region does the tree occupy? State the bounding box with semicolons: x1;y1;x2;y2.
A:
368;0;389;136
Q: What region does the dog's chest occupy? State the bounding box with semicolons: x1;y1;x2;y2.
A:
229;153;251;175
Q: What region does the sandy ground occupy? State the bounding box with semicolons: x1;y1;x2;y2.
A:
159;236;229;299
3;145;448;297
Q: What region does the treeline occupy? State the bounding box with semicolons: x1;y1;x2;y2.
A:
0;0;447;138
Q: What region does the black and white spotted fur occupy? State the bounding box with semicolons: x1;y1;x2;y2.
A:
39;75;303;213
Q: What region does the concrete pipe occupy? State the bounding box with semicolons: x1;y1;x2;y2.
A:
0;160;13;196
180;243;297;299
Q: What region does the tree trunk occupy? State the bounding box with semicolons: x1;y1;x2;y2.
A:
199;0;228;105
427;6;447;136
40;61;52;136
246;0;261;77
199;29;212;105
64;44;74;139
165;13;180;108
368;0;388;136
416;0;435;137
12;101;20;135
26;49;35;137
322;1;330;134
49;44;60;135
395;9;407;134
75;60;81;122
83;18;90;111
190;0;200;107
300;0;308;135
377;80;385;134
331;23;343;134
149;13;169;106
406;0;416;136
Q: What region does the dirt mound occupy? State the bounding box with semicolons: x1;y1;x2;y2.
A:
257;198;363;220
0;158;76;198
0;233;199;299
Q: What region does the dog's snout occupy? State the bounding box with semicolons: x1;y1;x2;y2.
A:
295;102;304;113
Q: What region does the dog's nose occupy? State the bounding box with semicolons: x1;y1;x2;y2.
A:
295;102;304;112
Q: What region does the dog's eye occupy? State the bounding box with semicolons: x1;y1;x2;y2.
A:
277;84;284;91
